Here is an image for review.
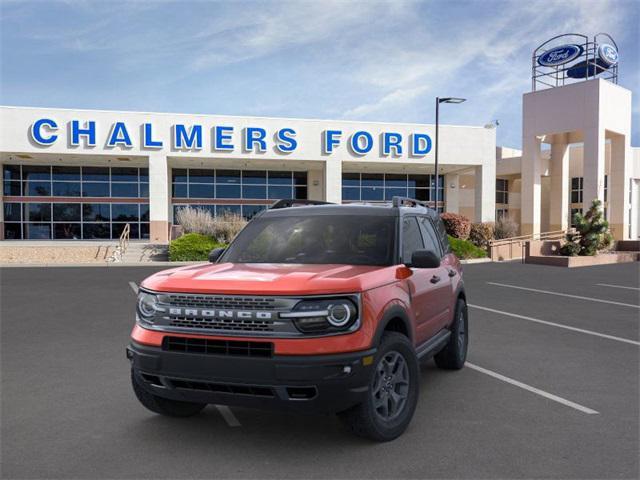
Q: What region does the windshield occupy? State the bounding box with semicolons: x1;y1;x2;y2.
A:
222;215;397;266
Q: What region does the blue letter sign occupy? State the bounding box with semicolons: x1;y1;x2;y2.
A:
30;118;58;145
173;124;203;150
107;122;132;148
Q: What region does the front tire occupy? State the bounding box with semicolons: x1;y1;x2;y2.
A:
338;332;419;442
434;298;468;370
131;370;207;417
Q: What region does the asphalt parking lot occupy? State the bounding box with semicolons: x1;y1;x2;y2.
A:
1;261;638;479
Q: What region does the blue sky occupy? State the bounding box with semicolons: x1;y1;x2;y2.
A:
1;0;638;148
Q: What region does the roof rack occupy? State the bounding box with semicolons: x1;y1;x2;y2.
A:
391;196;431;209
269;199;334;210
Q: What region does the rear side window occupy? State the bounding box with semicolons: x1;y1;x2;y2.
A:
418;217;443;258
402;216;424;263
434;216;451;254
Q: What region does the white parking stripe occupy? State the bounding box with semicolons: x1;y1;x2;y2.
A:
469;304;640;346
466;363;599;415
596;283;640;291
216;405;241;427
487;282;640;309
129;282;138;294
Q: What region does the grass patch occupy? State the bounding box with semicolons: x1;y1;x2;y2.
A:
448;235;487;260
169;233;226;262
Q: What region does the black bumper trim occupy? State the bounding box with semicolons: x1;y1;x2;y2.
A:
128;341;376;414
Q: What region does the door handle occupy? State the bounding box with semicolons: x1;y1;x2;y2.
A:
448;269;457;277
430;275;441;284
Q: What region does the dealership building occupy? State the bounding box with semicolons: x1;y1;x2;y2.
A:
0;34;638;245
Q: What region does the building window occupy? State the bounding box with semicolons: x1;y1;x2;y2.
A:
341;173;444;207
570;177;583;203
2;164;149;199
2;164;149;240
604;175;608;203
170;168;306;221
496;208;509;220
3;201;149;240
173;204;267;222
496;178;508;204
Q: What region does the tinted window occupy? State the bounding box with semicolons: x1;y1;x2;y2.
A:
3;181;21;196
111;167;138;181
434;217;451;253
82;167;109;182
23;165;50;181
26;181;51;196
53;203;81;221
52;166;80;181
82;182;109;197
52;182;81;197
242;170;266;184
111;183;139;198
3;165;21;181
402;216;424;264
83;203;110;221
224;215;396;266
418;217;442;257
4;203;21;221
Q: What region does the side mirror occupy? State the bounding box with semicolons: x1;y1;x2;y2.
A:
208;247;226;263
408;249;440;269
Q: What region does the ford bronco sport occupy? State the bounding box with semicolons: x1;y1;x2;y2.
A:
128;197;468;441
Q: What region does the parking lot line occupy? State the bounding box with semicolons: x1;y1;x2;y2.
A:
487;282;640;309
596;283;640;291
469;304;640;346
129;281;138;294
466;362;599;415
215;405;242;427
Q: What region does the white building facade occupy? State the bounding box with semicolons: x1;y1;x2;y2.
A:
0;106;496;243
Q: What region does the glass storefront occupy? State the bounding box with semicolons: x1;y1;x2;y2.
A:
342;173;445;208
2;164;149;239
171;168;308;221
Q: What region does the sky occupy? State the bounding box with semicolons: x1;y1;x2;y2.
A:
1;0;638;148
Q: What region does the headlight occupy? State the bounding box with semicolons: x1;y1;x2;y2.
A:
281;298;358;334
137;290;159;324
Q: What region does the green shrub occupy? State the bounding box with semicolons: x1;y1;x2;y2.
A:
448;235;487;259
560;199;613;256
440;213;471;240
169;233;226;261
469;222;495;249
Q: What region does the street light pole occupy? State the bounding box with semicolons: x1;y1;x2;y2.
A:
434;97;466;212
435;97;440;211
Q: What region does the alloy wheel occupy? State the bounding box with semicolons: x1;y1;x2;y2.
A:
372;351;410;421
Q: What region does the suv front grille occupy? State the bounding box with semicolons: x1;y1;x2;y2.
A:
162;336;274;357
168;316;274;332
165;294;278;310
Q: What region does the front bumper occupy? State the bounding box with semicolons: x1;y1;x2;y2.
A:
127;341;376;414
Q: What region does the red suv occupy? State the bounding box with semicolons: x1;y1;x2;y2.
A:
128;197;468;441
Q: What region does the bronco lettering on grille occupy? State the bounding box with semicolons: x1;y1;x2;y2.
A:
168;307;274;320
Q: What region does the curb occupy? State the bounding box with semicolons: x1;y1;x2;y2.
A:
460;258;492;264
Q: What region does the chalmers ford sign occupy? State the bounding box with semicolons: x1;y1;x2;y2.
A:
28;118;434;157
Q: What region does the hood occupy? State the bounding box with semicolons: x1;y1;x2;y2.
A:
141;262;398;295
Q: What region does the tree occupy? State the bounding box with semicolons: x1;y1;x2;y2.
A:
560;199;613;256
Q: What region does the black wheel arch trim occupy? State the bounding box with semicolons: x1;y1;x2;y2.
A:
371;304;414;347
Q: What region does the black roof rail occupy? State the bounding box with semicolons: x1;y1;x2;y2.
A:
269;199;334;210
391;196;431;209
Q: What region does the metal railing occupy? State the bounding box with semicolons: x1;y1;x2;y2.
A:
489;229;572;262
106;223;131;263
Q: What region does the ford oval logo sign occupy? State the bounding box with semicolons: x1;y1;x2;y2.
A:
598;44;618;66
538;44;583;67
